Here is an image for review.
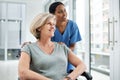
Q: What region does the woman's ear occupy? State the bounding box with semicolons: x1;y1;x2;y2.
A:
38;27;41;31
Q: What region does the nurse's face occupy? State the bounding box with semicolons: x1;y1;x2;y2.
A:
54;4;67;22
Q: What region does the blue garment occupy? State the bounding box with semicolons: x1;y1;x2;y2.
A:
51;20;82;72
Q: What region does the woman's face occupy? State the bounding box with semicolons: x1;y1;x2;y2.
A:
54;4;67;22
39;18;56;38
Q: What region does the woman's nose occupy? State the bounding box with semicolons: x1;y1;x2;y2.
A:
50;23;55;28
51;25;56;30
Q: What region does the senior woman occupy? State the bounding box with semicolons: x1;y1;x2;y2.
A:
18;13;86;80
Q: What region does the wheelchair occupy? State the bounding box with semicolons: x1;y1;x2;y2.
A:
69;70;92;80
17;53;92;80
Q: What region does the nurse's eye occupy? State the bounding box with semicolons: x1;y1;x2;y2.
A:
57;9;66;14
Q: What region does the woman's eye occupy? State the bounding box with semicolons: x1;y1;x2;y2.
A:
46;22;50;25
58;9;66;14
48;23;51;25
46;22;55;26
58;11;63;13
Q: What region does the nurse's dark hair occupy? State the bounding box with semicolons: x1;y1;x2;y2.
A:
49;2;64;14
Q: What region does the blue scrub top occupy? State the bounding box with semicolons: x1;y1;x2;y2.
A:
51;20;82;72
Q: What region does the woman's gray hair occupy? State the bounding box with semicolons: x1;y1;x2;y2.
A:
30;13;56;39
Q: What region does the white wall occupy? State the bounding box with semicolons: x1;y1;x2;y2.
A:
0;61;18;80
0;1;47;80
0;0;46;42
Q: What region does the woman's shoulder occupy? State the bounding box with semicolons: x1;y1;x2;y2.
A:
67;20;78;31
22;42;37;48
68;20;76;24
68;20;77;27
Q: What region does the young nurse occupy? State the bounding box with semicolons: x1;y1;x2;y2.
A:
49;1;82;73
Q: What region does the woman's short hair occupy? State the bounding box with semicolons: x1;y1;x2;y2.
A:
30;13;55;39
49;2;64;14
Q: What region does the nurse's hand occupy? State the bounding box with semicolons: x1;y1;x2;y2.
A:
21;41;31;48
58;42;64;45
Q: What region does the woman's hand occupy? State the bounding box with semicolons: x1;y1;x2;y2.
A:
63;77;72;80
